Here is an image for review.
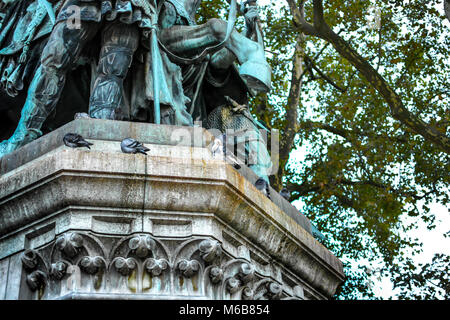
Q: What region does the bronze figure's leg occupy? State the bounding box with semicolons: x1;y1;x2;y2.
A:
89;22;140;120
0;21;99;156
159;18;271;92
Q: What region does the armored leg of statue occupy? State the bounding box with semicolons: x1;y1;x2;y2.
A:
206;104;273;183
227;130;272;183
89;22;140;120
0;21;99;158
159;18;271;92
247;136;273;183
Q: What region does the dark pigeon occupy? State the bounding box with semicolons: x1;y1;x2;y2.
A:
63;133;93;149
280;188;290;201
226;151;242;170
120;138;150;155
254;178;270;199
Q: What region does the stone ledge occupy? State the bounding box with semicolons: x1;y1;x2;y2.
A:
0;119;312;233
0;120;344;300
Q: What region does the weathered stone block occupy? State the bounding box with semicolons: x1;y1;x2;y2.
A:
0;120;344;300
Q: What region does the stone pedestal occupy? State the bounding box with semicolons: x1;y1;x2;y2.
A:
0;119;344;300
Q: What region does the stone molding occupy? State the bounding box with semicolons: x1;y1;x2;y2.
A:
18;233;306;300
0;120;344;300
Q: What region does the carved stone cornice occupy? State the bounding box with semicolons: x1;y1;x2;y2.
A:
0;120;344;300
17;234;308;300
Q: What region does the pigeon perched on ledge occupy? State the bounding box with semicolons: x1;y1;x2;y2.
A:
63;133;93;149
210;138;223;159
225;152;242;170
120;138;150;155
210;135;241;170
280;188;290;201
74;112;91;120
254;178;270;199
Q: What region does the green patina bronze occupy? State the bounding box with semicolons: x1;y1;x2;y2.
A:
0;0;272;182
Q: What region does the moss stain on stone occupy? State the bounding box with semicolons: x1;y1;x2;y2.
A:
128;270;137;293
192;274;198;292
179;276;184;287
142;273;153;292
38;286;44;300
94;269;103;290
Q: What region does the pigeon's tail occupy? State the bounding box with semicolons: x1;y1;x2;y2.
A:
225;152;242;170
80;141;94;149
136;146;150;155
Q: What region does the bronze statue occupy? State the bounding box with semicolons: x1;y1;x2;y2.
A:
0;0;273;183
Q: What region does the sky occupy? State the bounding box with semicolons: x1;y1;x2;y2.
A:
252;0;449;299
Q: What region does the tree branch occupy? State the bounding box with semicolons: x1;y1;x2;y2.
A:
336;179;429;201
285;0;326;39
288;181;321;198
289;177;434;202
300;120;409;144
285;0;450;154
445;0;450;22
304;55;346;92
312;0;325;28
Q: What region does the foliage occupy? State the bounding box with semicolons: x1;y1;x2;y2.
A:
393;253;450;299
199;0;449;299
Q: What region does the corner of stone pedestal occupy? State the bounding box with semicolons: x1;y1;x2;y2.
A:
0;120;344;300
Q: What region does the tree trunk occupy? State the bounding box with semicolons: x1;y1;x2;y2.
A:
285;0;450;154
272;32;306;190
445;0;450;22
